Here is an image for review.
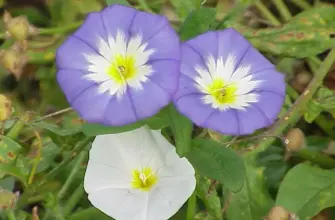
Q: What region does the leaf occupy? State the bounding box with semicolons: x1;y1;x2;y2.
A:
170;0;197;20
179;7;217;41
196;176;222;219
168;104;193;157
186;139;245;192
224;7;335;58
106;0;130;6
225;152;274;220
276;164;335;220
304;100;322;123
0;190;18;210
315;87;335;109
68;207;111;220
82;121;144;136
143;106;170;130
0;136;22;163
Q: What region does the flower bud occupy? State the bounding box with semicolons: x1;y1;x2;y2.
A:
0;49;20;71
7;16;30;41
266;206;290;220
285;128;305;152
0;94;12;121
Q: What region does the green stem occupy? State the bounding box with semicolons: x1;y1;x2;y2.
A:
186;192;197;220
294;148;335;168
0;21;82;39
63;183;85;217
57;150;87;200
291;0;312;10
6;112;34;139
273;0;292;21
253;48;335;154
254;2;281;26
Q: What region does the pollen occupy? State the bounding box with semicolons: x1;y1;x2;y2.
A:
107;54;137;84
206;78;238;104
131;167;158;191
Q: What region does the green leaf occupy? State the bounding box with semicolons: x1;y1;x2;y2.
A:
0;190;18;209
179;7;217;41
0;136;22;164
276;164;335;220
82;121;143;136
68;207;111;220
143;106;170;130
196;176;222;219
304;100;322;123
225;7;335;58
225;152;274;220
187;139;245;192
315;87;335;109
168;105;193;157
170;0;197;20
106;0;130;6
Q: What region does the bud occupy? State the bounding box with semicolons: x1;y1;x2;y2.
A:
3;11;31;41
266;206;290;220
0;47;28;79
0;94;12;121
285;128;305;152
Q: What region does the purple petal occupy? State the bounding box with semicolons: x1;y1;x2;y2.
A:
102;92;138;126
71;87;111;124
174;74;201;98
149;60;180;95
217;28;250;71
128;82;171;120
180;44;205;80
204;109;239;135
72;13;108;54
239;46;275;73
185;31;218;59
252;70;286;95
236;106;270;135
57;69;96;103
56;36;97;70
254;91;285;122
129;11;168;42
100;5;137;40
145;25;180;60
175;94;213;126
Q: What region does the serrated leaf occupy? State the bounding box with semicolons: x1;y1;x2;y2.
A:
225;152;274;220
186;139;245;192
276;164;335;220
106;0;130;6
179;7;217;41
196;176;222;219
168;104;193;157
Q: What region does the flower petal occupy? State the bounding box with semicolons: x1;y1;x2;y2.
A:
204;109;239;135
185;31;218;59
235;106;270;135
254;91;285;122
129;82;171;120
250;70;286;95
148;60;180;95
180;44;205;80
88;189;147;220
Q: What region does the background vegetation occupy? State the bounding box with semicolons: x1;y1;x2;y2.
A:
0;0;335;219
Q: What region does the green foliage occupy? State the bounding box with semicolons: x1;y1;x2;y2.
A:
106;0;130;6
187;139;245;192
276;164;335;219
225;152;274;220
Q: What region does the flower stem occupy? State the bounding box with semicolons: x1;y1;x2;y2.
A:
254;48;335;154
186;192;197;220
291;0;312;10
6;112;34;139
254;2;281;26
293;148;335;168
273;0;292;22
63;183;85;217
57;150;88;200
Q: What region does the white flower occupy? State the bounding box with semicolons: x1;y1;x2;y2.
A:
84;126;196;220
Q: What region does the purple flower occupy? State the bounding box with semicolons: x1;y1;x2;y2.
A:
174;28;286;135
56;5;180;126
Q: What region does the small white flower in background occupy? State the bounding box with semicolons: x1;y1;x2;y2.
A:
84;126;196;220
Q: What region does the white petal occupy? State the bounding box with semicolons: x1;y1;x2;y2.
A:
88;189;148;220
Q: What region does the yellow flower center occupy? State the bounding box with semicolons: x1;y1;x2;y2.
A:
131;167;158;191
107;54;137;84
206;78;238;104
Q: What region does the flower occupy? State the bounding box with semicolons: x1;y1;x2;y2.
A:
56;5;180;126
84;126;196;220
173;28;286;135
